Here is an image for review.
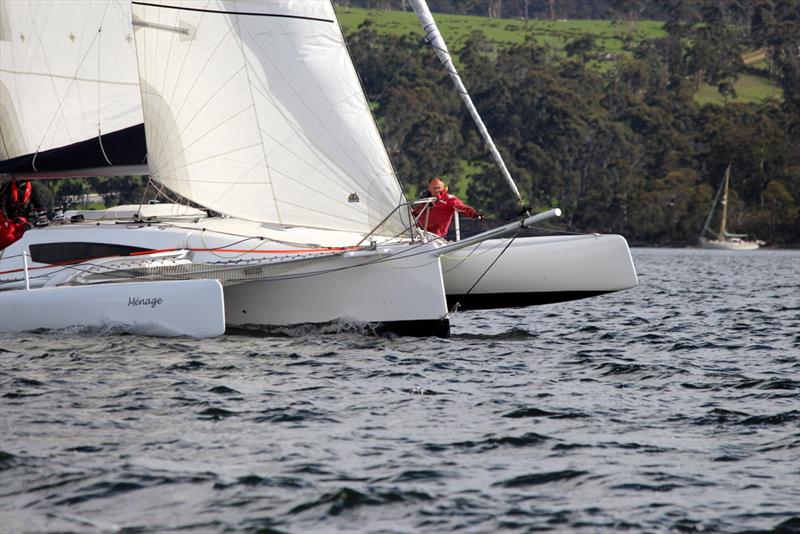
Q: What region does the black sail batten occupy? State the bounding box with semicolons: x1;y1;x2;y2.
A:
0;124;147;175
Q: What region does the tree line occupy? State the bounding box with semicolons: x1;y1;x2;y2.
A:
345;0;799;245
36;0;798;246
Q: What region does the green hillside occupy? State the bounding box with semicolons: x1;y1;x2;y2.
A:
335;6;779;106
336;6;664;53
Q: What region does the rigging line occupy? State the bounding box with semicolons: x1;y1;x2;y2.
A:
371;59;411;103
29;0;109;167
97;129;113;166
148;179;186;206
440;241;484;273
96;6;108;165
446;232;520;317
131;1;335;24
136;178;156;212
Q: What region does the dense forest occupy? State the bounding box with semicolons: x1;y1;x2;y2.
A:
38;1;798;246
340;0;799;245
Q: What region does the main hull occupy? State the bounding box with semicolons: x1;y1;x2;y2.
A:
440;234;638;310
699;237;760;251
0;213;450;337
221;243;450;334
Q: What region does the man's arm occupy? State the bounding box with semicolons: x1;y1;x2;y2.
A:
449;195;480;219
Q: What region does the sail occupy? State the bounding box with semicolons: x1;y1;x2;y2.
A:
131;0;407;235
0;0;145;176
409;0;525;207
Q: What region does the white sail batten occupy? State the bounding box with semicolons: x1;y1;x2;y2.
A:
0;0;142;163
409;0;524;205
131;0;407;235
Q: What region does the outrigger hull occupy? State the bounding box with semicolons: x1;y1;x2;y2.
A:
441;234;638;310
0;279;225;338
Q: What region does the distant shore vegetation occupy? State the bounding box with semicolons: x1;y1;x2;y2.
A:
40;1;799;246
335;0;799;246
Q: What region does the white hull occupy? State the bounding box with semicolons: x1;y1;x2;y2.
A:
699;237;760;251
440;234;637;309
1;208;637;335
223;243;449;334
0;212;451;337
0;279;225;338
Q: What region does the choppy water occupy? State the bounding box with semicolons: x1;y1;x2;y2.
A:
1;248;798;533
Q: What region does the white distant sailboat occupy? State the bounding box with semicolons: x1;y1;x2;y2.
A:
699;165;763;251
0;0;636;337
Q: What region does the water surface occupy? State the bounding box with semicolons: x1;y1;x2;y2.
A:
1;248;798;532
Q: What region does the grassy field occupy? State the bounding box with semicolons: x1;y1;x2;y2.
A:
695;73;783;105
336;6;665;53
336;6;778;106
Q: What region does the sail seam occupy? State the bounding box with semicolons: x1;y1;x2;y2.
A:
131;1;334;24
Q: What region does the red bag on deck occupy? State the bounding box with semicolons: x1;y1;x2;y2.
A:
0;212;28;249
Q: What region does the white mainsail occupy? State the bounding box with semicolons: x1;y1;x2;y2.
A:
131;0;407;235
0;0;143;171
408;0;525;207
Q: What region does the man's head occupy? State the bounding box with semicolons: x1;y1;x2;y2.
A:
427;177;447;196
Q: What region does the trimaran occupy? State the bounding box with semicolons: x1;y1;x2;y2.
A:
0;0;637;338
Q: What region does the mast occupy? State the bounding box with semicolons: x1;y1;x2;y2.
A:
408;0;526;209
719;164;730;239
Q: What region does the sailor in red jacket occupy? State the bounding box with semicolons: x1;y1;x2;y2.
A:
0;179;43;249
413;177;482;237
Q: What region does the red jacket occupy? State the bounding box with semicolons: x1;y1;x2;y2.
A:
413;191;479;237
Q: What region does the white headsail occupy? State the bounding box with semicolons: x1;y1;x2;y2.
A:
0;0;144;175
131;0;407;235
409;0;526;207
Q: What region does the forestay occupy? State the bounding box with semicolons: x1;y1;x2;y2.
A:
0;0;144;175
131;0;408;236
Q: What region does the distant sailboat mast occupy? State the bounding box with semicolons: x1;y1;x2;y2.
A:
719;164;730;240
409;0;527;210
